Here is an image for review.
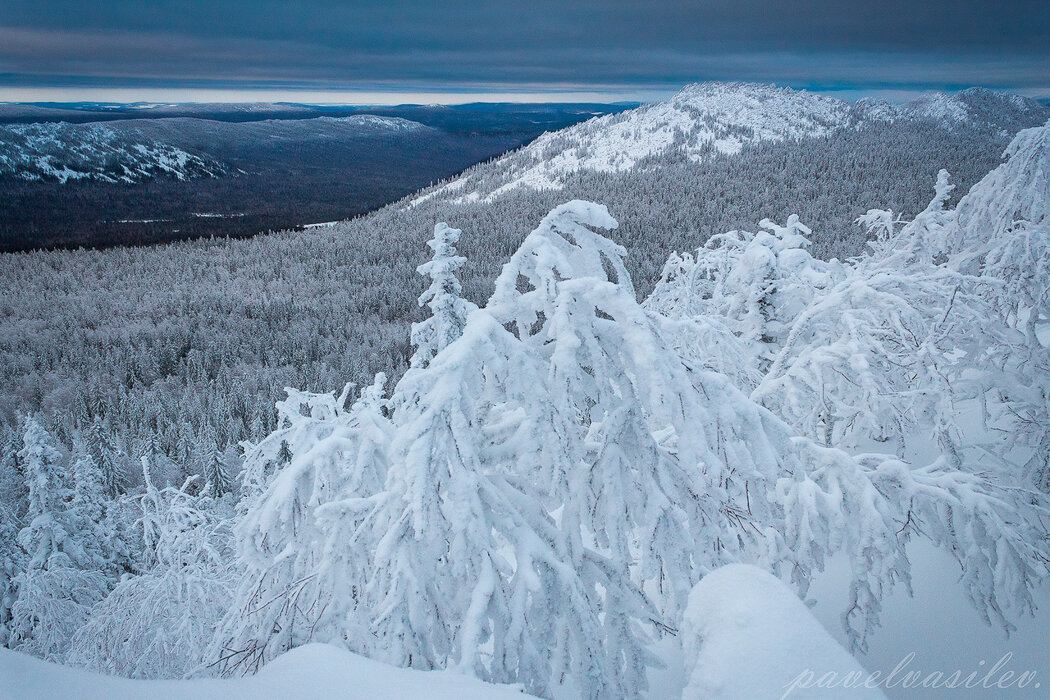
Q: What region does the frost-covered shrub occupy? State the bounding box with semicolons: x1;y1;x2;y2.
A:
67;462;234;678
211;375;392;675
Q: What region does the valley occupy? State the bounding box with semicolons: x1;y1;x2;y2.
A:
0;102;632;251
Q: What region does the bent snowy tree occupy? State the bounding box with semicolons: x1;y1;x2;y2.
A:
214;198;1050;698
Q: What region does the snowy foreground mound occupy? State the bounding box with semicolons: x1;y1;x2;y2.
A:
682;565;884;699
1;566;880;700
0;643;531;700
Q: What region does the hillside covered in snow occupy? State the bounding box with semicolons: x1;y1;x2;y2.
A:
413;83;1049;205
0;115;426;184
0;102;631;251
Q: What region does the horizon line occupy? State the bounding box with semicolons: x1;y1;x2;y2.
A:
2;82;1049;107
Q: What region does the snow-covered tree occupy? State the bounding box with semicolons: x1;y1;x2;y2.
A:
646;214;845;383
948;122;1050;490
8;417;108;660
14;417;68;572
68;449;116;575
211;375;392;675
349;202;1050;695
212;199;1050;696
0;428;27;518
0;428;27;646
67;459;234;678
408;222;477;369
201;437;233;498
0;500;23;647
358;304;653;698
86;417;126;499
642;141;1050;642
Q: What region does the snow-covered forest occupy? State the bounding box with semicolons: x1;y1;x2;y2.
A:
1;83;1049;697
2;85;1046;496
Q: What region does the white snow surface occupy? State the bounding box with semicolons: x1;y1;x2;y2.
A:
680;564;886;700
0;642;532;700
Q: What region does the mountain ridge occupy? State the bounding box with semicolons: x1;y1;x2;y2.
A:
410;82;1050;206
0;115;429;183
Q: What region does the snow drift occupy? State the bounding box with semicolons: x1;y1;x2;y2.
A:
681;564;885;699
0;643;530;700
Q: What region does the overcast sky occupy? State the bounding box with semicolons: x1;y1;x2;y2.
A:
1;1;1048;103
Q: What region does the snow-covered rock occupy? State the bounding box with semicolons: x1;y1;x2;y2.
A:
680;564;885;699
0;643;532;700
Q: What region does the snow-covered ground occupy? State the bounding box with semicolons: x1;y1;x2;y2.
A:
811;545;1050;700
680;564;885;699
0;643;532;700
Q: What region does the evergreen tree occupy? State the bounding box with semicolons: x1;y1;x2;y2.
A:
409;222;477;369
0;500;23;647
276;439;293;467
201;436;233;498
87;417;126;499
0;427;28;520
16;417;70;571
8;417;108;660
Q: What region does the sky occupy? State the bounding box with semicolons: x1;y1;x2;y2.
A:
1;0;1048;104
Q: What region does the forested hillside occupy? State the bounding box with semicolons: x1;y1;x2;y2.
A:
0;82;1046;495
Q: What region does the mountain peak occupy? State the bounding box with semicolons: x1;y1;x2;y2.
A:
410;81;1049;207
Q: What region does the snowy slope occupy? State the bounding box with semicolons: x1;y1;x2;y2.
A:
410;83;1050;206
907;87;1048;130
0;121;225;183
0;115;427;183
681;565;885;699
0;643;531;700
412;82;862;204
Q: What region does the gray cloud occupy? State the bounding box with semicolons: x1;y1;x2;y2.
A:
0;1;1047;96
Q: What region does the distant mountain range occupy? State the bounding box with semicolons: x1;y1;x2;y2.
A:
0;102;632;251
0;115;427;183
1;85;1046;252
